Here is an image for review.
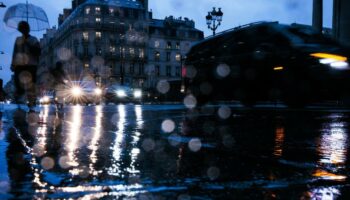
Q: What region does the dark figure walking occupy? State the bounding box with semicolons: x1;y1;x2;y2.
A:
11;21;41;110
51;61;67;109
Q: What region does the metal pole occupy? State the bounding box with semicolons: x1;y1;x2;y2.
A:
26;0;29;22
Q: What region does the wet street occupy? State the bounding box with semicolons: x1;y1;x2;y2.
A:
1;103;350;199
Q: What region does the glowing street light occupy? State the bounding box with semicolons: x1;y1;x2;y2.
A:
206;7;223;36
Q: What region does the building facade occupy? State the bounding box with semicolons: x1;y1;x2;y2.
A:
39;0;203;91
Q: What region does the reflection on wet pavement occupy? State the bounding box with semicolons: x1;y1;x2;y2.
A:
1;104;350;199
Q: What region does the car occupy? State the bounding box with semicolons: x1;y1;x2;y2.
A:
63;80;103;105
184;21;350;107
104;84;143;104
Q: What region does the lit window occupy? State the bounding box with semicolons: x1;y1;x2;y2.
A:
130;48;135;56
139;49;144;58
109;8;114;16
85;7;90;15
167;41;172;49
176;53;181;61
110;46;116;53
83;32;89;40
96;32;102;39
84;63;89;68
96;17;101;23
176;42;180;49
95;7;101;14
155;41;160;48
155;51;160;61
166;65;171;76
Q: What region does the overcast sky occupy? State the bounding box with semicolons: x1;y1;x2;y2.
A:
0;0;333;84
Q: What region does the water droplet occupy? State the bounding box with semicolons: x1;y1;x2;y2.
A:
142;138;155;152
58;156;71;169
157;80;170;94
218;106;231;119
41;157;55;170
188;138;201;152
185;65;197;78
183;95;197;109
216;63;230;77
57;48;72;61
207;166;220;180
162;119;175;133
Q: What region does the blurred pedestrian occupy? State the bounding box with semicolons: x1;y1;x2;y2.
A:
50;61;67;109
11;21;41;110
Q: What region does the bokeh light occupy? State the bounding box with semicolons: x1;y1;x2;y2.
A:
183;95;197;109
161;119;175;133
188;138;202;152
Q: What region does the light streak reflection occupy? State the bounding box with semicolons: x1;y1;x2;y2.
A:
273;127;285;157
109;105;126;176
89;105;103;176
66;105;83;173
314;114;348;181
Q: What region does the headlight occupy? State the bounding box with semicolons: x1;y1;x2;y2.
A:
71;86;82;97
94;88;102;95
116;90;126;97
311;53;349;70
43;96;50;103
133;90;142;98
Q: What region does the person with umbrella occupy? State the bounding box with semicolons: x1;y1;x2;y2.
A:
11;21;41;110
4;1;49;110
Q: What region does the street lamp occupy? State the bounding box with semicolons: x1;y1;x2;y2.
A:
0;2;6;8
206;7;223;36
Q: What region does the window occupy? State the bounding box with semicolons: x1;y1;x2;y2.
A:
130;48;135;57
96;17;101;23
175;53;181;61
96;32;102;39
176;66;181;77
176;42;180;49
84;46;88;56
155;51;160;61
109;8;114;16
84;63;89;68
83;32;89;41
155;65;160;76
167;41;172;49
139;63;144;75
139;48;144;58
155;41;160;48
96;47;102;55
95;7;101;15
166;52;171;61
110;46;116;53
166;65;171;76
130;63;134;74
74;46;78;55
85;7;90;15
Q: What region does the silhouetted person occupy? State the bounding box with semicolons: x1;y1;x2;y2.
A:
50;61;67;109
11;21;41;110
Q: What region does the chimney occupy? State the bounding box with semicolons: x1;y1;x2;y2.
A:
312;0;323;33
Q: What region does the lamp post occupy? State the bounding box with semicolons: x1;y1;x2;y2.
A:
0;2;6;8
206;7;223;36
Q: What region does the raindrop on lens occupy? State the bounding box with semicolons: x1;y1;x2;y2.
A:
162;119;175;133
142;138;155;152
183;95;197;109
41;157;55;170
185;65;197;78
57;48;72;61
157;80;170;94
207;166;220;180
188;138;201;152
58;156;71;169
216;63;230;78
79;166;90;178
218;106;231;119
33;145;45;157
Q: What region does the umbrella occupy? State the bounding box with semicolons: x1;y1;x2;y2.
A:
3;0;49;31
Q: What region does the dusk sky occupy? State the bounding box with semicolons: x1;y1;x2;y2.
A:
0;0;333;84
